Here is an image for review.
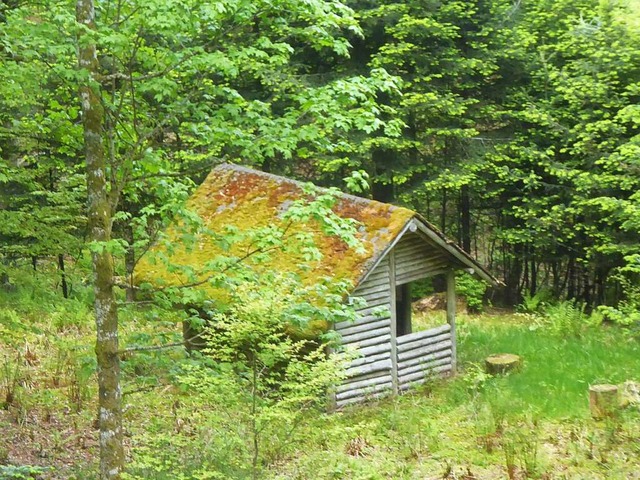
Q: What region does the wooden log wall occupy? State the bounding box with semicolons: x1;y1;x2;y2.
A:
334;257;393;408
333;229;458;408
397;324;452;389
393;233;449;284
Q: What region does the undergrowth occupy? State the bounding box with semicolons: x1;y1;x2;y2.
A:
1;263;639;479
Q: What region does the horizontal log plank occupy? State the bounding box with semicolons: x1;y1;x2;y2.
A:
345;358;392;378
335;305;391;329
399;364;452;388
394;236;433;250
396;268;449;285
394;257;445;274
397;341;453;366
336;319;389;337
334;314;390;332
353;280;390;296
395;235;424;248
397;324;451;345
336;387;392;408
354;272;389;292
356;294;390;310
398;351;452;375
346;333;391;350
337;381;393;401
357;296;392;310
359;342;391;357
360;289;391;303
355;303;392;318
341;326;391;345
396;262;450;280
395;250;436;266
395;260;450;280
398;359;452;384
339;369;386;387
397;335;452;361
354;281;391;297
394;247;443;264
347;351;390;369
355;267;390;285
337;373;392;394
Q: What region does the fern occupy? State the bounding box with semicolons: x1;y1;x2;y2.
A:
542;301;588;338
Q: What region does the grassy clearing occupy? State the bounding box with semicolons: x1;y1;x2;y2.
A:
457;313;640;418
272;313;640;480
1;264;639;479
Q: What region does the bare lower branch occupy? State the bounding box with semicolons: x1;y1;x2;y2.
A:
118;333;204;355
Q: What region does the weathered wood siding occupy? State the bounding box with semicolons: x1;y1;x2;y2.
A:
396;324;453;389
334;257;393;407
393;233;448;285
333;229;458;407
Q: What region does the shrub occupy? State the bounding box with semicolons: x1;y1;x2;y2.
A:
126;274;354;479
518;288;554;314
0;465;50;480
456;272;487;313
541;301;602;338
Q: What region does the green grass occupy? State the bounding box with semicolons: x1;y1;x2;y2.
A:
457;314;640;418
273;314;640;479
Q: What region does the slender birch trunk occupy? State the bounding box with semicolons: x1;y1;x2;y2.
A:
76;1;124;478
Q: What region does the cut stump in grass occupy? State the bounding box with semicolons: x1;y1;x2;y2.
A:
589;384;619;419
485;353;521;375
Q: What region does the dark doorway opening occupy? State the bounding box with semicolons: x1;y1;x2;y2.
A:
395;283;412;336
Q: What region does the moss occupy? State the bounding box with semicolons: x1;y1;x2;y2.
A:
135;165;415;328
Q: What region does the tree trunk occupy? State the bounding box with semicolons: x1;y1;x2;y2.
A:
441;188;447;234
581;268;592;309
58;253;69;299
504;244;523;305
551;260;559;294
371;148;395;202
76;1;124;478
460;184;471;253
594;264;607;306
565;256;576;299
529;251;537;297
521;246;529;294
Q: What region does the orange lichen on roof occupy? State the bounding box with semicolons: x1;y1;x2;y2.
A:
134;164;415;299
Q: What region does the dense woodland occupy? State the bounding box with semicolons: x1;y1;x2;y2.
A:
1;0;640;479
2;0;640;307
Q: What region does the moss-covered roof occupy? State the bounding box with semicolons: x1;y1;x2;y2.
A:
135;164;416;296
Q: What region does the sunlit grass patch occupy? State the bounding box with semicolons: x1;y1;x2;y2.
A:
456;315;640;418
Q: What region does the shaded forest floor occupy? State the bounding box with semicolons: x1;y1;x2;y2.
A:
1;265;639;479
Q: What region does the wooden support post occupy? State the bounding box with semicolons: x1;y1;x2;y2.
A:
325;344;337;412
446;270;457;374
389;250;398;394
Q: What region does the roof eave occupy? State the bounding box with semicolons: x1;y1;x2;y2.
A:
411;215;503;287
352;216;415;288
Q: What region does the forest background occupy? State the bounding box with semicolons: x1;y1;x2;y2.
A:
2;0;640;311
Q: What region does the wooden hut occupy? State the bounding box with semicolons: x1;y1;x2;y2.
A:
135;164;499;408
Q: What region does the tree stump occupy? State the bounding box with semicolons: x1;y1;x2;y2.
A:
485;354;521;375
589;384;619;418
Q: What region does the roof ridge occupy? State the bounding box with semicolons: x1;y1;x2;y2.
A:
215;163;415;213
